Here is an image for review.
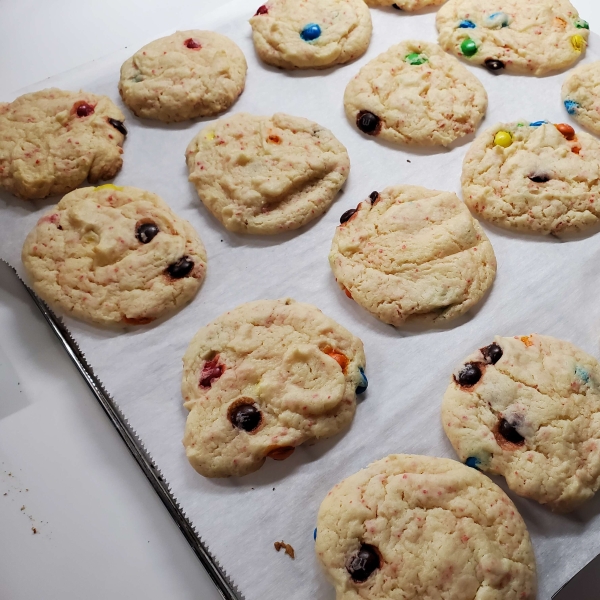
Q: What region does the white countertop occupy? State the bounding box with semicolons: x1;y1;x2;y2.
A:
1;2;599;598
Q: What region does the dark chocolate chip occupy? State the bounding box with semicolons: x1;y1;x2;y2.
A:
57;225;63;230
498;418;525;445
528;174;551;183
369;191;379;204
340;208;357;224
391;3;403;9
108;117;128;136
480;342;503;365
346;544;380;583
229;403;262;432
136;222;159;244
455;362;482;387
356;111;381;136
484;58;505;72
166;256;194;279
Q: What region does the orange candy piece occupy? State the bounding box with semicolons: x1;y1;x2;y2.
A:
555;123;575;140
322;346;349;373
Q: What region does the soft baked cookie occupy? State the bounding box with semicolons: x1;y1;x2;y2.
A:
186;112;350;234
22;185;206;326
462;121;600;235
443;335;600;512
0;88;126;200
365;0;446;11
343;40;487;146
316;454;537;600
250;0;372;70
437;0;589;75
119;30;247;122
562;61;600;136
182;298;367;478
329;185;496;326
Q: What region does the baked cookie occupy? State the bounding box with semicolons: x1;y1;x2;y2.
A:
22;185;206;326
119;30;247;122
562;61;600;136
186;112;350;234
182;298;367;478
462;121;600;235
343;40;487;146
437;0;589;75
250;0;372;70
316;454;537;600
365;0;446;11
443;335;600;512
329;185;496;326
0;88;126;200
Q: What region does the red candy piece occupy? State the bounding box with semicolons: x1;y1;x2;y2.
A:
184;38;202;49
74;102;95;117
199;356;225;388
255;5;268;15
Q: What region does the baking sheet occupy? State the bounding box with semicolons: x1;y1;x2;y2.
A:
2;1;600;597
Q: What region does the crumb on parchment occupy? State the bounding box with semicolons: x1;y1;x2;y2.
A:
274;541;295;559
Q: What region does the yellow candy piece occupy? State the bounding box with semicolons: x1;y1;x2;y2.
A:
494;131;512;148
94;184;123;191
205;130;216;140
571;34;586;52
520;335;534;347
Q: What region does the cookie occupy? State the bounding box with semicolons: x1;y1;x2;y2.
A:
343;40;487;146
119;30;247;122
22;185;206;326
0;88;126;200
329;185;496;326
462;121;600;235
562;61;600;136
186;112;350;234
182;298;367;478
436;0;589;75
365;0;446;11
249;0;372;70
443;335;600;512
315;454;537;600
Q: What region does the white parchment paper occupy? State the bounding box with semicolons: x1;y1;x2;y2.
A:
2;2;600;597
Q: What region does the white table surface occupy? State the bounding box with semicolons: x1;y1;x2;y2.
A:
1;2;599;598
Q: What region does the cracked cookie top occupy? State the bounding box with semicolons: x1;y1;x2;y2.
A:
316;454;537;599
443;334;600;512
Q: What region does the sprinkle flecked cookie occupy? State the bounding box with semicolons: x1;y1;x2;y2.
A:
329;185;496;326
443;335;600;512
182;299;367;478
462;121;600;235
0;88;126;200
437;0;589;75
186;112;350;234
562;61;600;136
315;454;537;600
343;40;487;146
22;185;206;326
249;0;372;70
119;30;247;122
364;0;446;11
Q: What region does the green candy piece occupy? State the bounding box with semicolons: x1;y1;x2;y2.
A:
460;38;478;57
575;18;589;30
405;52;428;65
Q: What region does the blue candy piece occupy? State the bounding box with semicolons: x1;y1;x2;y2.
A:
485;11;509;28
529;120;549;127
313;528;317;541
564;99;580;115
465;457;481;470
301;23;322;42
356;367;368;394
575;366;590;384
458;20;476;28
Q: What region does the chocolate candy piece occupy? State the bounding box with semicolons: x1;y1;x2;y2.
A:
485;11;509;29
136;222;159;244
356;367;368;394
313;528;317;541
369;191;379;204
108;117;127;136
529;174;551;183
340;208;357;224
571;34;586;52
184;38;201;49
494;131;512;148
455;362;482;387
555;123;575;140
460;38;478;57
346;544;380;583
255;4;268;15
484;58;505;72
480;342;503;365
405;52;428;66
75;102;94;117
465;456;481;470
458;20;476;29
356;111;381;136
498;418;525;445
200;356;224;388
166;256;194;279
229;403;262;432
529;120;548;127
575;18;590;30
300;23;321;41
391;3;402;10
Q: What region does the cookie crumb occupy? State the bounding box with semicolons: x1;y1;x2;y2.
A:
407;159;411;163
31;527;37;534
274;541;295;559
20;505;25;511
